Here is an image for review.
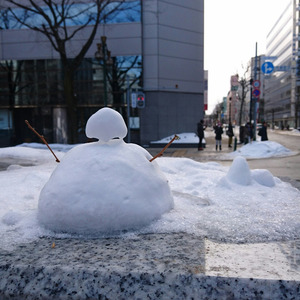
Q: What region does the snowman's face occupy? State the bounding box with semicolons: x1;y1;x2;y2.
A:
85;107;127;142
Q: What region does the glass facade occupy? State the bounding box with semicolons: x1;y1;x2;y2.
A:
0;55;142;142
0;1;142;145
264;0;300;129
3;1;141;28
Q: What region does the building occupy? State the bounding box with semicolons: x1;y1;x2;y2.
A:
264;0;300;129
0;0;204;146
226;74;240;125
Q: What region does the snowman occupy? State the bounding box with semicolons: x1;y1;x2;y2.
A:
38;107;174;235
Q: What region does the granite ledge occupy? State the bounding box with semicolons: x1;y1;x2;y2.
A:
0;233;299;299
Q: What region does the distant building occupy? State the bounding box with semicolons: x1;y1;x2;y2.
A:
0;1;204;146
227;74;240;124
204;70;208;112
264;0;300;129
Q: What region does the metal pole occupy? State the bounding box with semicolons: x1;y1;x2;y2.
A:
101;36;108;107
126;75;131;143
253;42;258;141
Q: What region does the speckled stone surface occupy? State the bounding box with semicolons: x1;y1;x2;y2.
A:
0;233;299;299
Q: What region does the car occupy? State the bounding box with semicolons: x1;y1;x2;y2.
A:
256;123;262;130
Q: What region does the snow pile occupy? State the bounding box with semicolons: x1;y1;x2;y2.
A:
151;131;215;144
225;156;252;185
38;108;174;234
224;141;295;159
148;156;300;243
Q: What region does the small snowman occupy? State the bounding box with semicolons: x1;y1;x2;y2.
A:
38;107;174;234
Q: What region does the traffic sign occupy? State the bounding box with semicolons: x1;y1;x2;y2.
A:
131;93;137;108
261;62;274;74
252;80;260;88
263;56;277;61
274;65;290;72
252;89;261;98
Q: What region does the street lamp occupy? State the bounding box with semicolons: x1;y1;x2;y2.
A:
94;36;112;107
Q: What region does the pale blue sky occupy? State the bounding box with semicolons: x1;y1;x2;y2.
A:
204;0;291;113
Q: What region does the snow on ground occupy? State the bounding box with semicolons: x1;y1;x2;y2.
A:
0;140;299;251
152;130;297;159
151;130;215;144
223;141;296;159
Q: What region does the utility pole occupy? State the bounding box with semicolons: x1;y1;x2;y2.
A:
253;43;258;141
126;75;131;143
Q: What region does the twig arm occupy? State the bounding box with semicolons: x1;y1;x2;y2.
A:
149;135;179;162
25;120;60;163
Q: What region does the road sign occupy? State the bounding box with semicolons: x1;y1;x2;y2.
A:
274;65;290;72
131;93;137;108
252;89;261;98
261;62;274;74
252;80;260;88
263;56;277;61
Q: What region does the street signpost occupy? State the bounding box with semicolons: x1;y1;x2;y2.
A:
261;61;274;74
252;80;260;89
252;89;261;98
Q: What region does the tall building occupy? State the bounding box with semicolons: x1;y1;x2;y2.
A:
0;0;204;146
264;0;300;129
227;74;240;124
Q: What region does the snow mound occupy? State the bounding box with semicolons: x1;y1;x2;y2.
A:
85;107;127;142
251;169;275;187
226;156;252;185
225;141;294;159
38;108;174;235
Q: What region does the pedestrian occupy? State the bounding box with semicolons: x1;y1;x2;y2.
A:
245;122;253;144
258;121;268;141
197;119;206;150
226;122;234;148
214;122;223;151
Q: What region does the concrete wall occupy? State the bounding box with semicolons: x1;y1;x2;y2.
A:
139;91;202;145
0;22;142;60
140;0;204;144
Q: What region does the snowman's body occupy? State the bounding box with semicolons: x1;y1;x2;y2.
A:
38;108;174;234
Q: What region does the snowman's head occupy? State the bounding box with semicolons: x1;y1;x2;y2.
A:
85;107;128;142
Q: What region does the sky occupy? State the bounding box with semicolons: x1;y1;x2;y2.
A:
204;0;291;114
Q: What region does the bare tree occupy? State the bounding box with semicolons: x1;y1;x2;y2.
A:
238;64;250;126
108;55;141;106
3;0;129;143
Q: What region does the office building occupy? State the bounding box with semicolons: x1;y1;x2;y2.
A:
264;0;300;129
0;0;204;146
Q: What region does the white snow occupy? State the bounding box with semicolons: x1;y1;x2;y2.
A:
38;139;174;234
85;107;127;142
38;108;173;235
224;140;295;159
0;114;299;250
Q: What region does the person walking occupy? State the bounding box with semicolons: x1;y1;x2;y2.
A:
244;122;253;144
258;121;268;141
197;119;206;150
214;122;223;151
227;122;234;148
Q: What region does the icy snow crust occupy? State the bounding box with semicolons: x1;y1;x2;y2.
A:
0;148;300;250
38;140;174;234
